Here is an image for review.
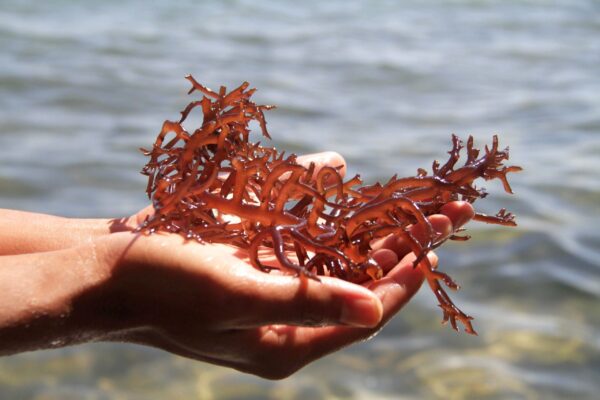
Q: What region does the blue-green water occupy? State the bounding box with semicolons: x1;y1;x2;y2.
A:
1;0;599;398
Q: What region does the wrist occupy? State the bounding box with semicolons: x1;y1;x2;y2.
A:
0;209;116;255
68;234;150;339
82;233;168;340
0;210;157;355
0;237;134;354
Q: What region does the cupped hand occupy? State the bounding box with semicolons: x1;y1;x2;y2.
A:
97;152;474;379
100;200;472;379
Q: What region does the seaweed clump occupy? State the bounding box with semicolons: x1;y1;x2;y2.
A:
138;76;522;334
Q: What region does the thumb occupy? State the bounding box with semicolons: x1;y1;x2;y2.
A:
237;275;382;328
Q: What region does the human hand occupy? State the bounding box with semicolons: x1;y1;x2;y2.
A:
96;196;473;380
98;230;381;378
0;152;473;378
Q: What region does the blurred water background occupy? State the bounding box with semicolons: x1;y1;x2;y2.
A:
0;0;599;398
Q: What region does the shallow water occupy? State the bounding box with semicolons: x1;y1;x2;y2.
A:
1;0;599;398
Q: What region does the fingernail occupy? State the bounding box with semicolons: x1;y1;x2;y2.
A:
340;297;382;327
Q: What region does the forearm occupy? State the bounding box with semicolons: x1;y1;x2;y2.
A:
0;240;119;355
0;209;116;255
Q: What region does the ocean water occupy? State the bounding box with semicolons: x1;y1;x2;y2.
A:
0;0;599;398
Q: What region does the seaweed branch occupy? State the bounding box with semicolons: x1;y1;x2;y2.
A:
138;76;522;335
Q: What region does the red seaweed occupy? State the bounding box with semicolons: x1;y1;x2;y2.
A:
138;76;522;334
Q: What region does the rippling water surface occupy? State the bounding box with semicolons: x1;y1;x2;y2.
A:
1;0;599;398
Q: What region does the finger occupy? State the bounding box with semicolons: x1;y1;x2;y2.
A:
349;215;447;284
439;201;475;229
231;274;383;329
371;214;452;262
371;248;398;271
342;247;399;285
313;252;430;341
244;252;433;371
366;251;430;317
296;151;347;179
370;201;475;258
